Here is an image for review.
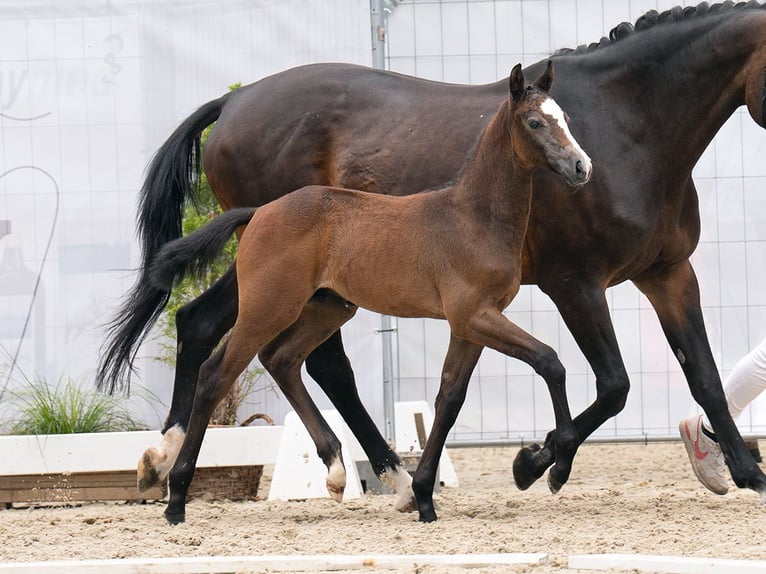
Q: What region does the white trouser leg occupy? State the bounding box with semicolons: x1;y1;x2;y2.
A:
703;338;766;427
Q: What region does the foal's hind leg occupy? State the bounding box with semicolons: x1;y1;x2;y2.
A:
263;293;415;511
164;278;313;523
138;266;238;492
259;295;359;502
306;333;414;511
164;335;254;523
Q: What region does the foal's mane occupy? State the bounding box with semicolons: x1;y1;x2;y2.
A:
553;0;765;57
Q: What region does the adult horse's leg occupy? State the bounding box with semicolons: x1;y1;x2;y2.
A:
512;282;628;490
137;266;238;492
305;329;414;510
634;260;766;496
412;336;483;523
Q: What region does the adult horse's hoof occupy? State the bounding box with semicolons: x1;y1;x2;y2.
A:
137;448;164;492
164;511;185;525
326;479;345;503
418;508;438;523
547;473;563;494
513;443;546;490
394;490;417;513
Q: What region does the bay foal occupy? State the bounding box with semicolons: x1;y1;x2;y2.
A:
150;63;591;523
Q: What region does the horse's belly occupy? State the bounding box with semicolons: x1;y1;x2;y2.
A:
321;276;445;320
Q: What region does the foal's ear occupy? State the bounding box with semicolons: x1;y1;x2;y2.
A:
534;61;554;93
510;63;525;102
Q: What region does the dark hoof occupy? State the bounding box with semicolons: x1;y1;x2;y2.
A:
164;511;185;525
513;443;546;490
418;509;438;523
547;473;563;494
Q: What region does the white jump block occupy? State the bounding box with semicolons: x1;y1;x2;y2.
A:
395;400;459;488
268;410;363;501
268;402;459;500
568;553;766;573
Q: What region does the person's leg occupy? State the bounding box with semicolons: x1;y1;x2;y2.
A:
703;338;766;426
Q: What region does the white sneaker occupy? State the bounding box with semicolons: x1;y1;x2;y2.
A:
679;415;728;495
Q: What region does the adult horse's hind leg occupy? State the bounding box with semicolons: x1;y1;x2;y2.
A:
635;260;766;498
259;294;360;503
137;266;239;492
305;330;414;511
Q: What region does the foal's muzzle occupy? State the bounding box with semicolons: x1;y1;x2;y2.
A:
564;155;592;189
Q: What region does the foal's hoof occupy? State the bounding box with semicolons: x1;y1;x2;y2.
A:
513;443;546;490
164;511;185;525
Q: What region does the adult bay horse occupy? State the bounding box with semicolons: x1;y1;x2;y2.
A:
149;63;591;523
100;1;766;511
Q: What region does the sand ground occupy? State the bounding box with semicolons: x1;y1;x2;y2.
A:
1;441;764;573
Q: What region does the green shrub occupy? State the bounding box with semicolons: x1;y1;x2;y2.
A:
4;376;143;434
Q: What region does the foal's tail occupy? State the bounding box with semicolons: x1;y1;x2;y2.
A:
96;94;230;394
150;208;257;291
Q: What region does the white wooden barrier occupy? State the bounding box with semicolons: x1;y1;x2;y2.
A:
0;426;283;476
568;554;766;573
1;402;457;503
0;553;549;573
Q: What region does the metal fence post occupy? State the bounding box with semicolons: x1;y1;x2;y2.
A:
369;0;397;445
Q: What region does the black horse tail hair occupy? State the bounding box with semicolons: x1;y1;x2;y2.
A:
150;208;257;291
96;94;229;395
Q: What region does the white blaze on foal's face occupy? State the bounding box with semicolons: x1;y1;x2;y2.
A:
539;95;592;182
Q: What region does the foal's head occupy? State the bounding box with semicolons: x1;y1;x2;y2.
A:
508;62;592;188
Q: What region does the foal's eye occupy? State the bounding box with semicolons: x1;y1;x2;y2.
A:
528;119;542;130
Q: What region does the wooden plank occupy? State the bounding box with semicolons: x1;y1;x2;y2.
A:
0;470;165;504
0;553;549;573
568;553;766;573
0;426;282;476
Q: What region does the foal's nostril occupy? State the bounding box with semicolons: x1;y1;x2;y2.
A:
575;160;585;179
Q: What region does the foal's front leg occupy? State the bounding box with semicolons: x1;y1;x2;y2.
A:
411;335;483;522
512;281;628;490
455;308;578;494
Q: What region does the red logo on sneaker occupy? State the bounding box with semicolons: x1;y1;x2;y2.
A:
684;420;708;460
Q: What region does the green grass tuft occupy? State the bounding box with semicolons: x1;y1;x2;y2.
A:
4;377;143;435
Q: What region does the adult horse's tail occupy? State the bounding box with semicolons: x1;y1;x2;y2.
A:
96;94;230;394
150;208;256;291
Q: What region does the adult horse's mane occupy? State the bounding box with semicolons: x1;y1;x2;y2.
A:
553;0;765;56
